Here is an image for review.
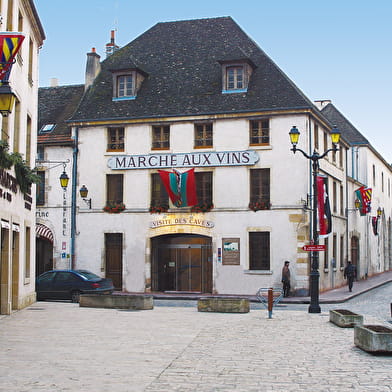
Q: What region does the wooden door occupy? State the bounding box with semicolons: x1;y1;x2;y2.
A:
105;233;123;290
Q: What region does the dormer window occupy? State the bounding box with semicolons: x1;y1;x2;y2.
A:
220;59;255;94
111;68;147;101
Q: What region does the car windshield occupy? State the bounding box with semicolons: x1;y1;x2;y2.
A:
76;270;100;280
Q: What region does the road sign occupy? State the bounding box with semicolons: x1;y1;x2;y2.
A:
302;245;326;251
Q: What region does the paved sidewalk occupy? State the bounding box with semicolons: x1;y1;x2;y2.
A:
148;270;392;304
1;300;391;392
283;270;392;304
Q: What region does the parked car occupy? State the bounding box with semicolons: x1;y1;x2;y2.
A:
36;270;114;303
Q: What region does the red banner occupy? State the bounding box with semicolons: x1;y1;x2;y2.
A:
317;175;332;237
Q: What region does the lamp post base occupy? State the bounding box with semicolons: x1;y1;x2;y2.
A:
308;268;321;313
308;304;321;313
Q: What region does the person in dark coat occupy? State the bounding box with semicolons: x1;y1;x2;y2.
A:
281;261;291;297
344;261;356;292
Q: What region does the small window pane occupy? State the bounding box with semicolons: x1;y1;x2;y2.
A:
250;120;270;145
152;126;170;149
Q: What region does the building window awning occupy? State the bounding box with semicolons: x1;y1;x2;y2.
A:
36;223;53;243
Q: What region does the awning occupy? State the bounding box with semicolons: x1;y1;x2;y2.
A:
36;223;53;243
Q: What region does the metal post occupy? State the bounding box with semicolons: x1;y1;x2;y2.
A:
309;159;321;313
268;287;273;319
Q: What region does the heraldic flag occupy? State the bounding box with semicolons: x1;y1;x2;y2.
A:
355;186;372;216
0;33;25;81
158;168;198;207
317;175;332;237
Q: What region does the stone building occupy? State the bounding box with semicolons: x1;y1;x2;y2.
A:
0;0;45;314
318;100;392;279
38;17;390;297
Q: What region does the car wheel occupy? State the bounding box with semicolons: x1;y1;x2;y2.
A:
71;290;81;303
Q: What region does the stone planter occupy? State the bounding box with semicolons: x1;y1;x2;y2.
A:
198;298;250;313
79;294;153;310
329;309;363;328
354;324;392;354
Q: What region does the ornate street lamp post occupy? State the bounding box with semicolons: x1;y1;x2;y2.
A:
289;125;341;313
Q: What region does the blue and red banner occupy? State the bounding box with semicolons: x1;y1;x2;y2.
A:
317;175;332;238
0;33;25;81
355;186;372;216
158;168;197;207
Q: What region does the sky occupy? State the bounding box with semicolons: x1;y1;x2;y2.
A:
34;0;392;163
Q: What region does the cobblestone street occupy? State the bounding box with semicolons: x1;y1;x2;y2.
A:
1;300;391;392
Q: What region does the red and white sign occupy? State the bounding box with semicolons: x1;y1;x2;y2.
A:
302;245;326;252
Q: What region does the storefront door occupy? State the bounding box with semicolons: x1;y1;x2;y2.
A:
151;234;212;293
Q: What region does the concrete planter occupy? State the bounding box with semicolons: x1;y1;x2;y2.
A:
79;294;153;310
197;298;250;313
354;325;392;354
329;309;363;328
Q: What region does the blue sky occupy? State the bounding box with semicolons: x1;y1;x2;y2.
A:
34;0;392;163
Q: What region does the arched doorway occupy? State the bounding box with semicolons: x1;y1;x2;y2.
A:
36;224;54;277
151;234;212;293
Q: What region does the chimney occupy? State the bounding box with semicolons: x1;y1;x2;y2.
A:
50;78;59;87
85;47;101;90
105;30;120;58
314;100;332;110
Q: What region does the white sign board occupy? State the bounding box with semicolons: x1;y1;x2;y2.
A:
108;150;259;170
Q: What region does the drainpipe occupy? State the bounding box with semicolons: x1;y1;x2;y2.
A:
70;127;79;269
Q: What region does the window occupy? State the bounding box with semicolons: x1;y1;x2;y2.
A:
28;38;33;85
226;66;244;90
382;172;384;193
339;144;344;168
37;146;44;161
36;171;45;206
323;132;328;152
25;226;30;279
26;115;31;166
250;120;269;145
151;173;169;209
7;0;13;31
13;99;20;152
106;174;123;204
340;235;344;269
152;125;170;150
250;169;270;209
332;181;337;213
194;123;213;148
324;237;329;269
221;61;253;93
39;124;56;134
249;232;270;270
117;75;133;98
112;69;146;101
107;127;124;151
195;172;213;206
332;234;337;269
340;185;344;216
372;165;376;186
314;124;319;151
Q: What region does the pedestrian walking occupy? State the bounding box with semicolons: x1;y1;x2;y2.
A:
281;261;291;297
344;261;356;292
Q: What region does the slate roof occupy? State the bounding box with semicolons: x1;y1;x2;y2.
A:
320;102;369;145
71;17;317;123
38;84;84;145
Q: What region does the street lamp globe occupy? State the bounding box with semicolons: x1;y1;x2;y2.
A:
330;126;341;145
289;126;300;146
59;171;69;190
